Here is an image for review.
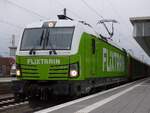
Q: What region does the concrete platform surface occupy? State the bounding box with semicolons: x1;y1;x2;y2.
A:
0;77;17;83
35;78;150;113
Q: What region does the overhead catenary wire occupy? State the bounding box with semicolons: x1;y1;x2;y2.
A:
54;0;84;20
0;19;24;29
54;0;102;32
5;0;47;19
0;31;20;38
54;0;105;36
80;0;117;39
106;0;129;31
0;0;46;44
102;0;141;59
104;0;136;45
80;0;104;19
106;0;127;25
80;0;127;39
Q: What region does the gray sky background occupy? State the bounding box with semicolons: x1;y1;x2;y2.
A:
0;0;150;63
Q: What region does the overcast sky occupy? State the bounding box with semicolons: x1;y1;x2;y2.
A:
0;0;150;63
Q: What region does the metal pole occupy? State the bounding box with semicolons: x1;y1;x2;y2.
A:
64;8;66;17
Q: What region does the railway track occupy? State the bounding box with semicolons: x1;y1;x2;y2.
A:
0;95;80;113
0;95;67;113
0;81;129;113
0;97;15;107
0;82;13;95
0;96;29;112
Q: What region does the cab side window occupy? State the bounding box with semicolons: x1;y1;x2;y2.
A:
92;39;95;54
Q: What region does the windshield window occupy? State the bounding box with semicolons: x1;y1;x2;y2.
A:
46;27;74;50
20;28;44;50
20;27;74;50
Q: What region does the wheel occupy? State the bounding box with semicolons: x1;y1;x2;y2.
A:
14;92;26;101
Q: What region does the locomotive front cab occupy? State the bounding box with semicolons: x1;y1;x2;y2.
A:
13;19;128;98
13;20;99;97
16;20;85;81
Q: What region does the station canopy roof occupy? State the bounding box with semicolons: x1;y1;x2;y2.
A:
130;16;150;57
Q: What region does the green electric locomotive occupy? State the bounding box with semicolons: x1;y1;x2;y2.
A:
13;16;148;100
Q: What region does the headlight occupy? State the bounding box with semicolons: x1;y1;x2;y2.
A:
16;64;21;76
69;63;79;78
70;70;78;77
48;22;54;27
16;70;21;76
42;21;56;27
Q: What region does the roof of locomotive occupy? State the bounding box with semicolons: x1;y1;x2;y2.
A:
25;19;125;52
26;19;98;36
26;19;77;28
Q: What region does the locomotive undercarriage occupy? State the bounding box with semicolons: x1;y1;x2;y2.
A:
12;77;127;101
12;80;92;100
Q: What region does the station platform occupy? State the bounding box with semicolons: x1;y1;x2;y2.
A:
0;77;17;83
35;78;150;113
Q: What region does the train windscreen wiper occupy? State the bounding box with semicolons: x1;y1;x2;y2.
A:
45;30;57;55
29;47;36;55
29;29;45;55
40;29;45;46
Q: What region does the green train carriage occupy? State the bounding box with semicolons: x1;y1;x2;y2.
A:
13;19;130;99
